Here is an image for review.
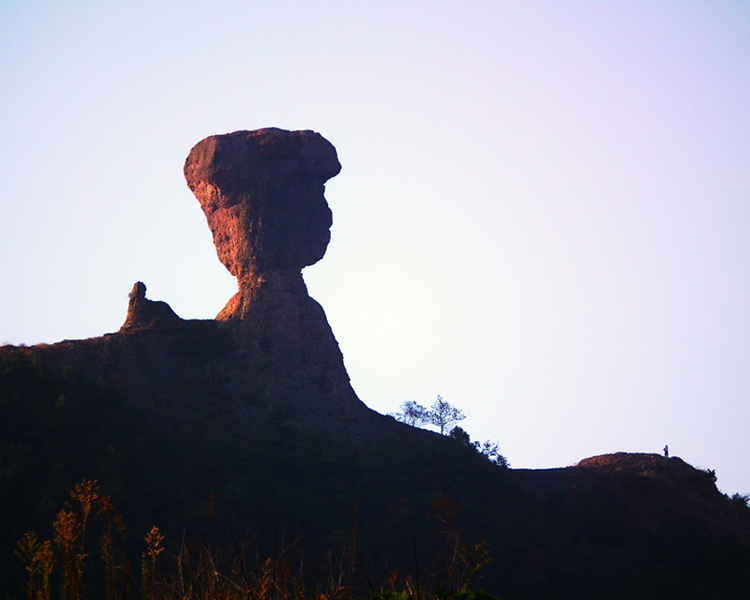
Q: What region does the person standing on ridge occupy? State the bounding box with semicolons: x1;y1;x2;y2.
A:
664;445;669;458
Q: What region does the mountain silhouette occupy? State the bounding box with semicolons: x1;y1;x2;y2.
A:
2;129;749;599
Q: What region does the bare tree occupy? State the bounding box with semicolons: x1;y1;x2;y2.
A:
391;400;430;427
428;395;465;435
392;396;467;436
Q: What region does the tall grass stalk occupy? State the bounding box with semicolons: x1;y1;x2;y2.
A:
16;481;499;600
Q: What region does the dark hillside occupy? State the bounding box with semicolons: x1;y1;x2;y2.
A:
3;128;750;599
3;341;750;599
0;340;514;594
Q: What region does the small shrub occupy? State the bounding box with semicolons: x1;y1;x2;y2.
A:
448;427;509;469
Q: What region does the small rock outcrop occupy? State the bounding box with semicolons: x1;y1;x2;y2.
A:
120;281;181;331
184;128;341;320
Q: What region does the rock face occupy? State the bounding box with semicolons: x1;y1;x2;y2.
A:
184;128;341;320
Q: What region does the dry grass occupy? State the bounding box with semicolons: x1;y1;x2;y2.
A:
14;482;500;600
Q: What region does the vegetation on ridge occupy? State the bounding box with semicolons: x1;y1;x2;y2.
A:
390;398;508;469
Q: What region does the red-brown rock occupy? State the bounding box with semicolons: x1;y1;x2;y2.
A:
120;281;181;331
180;128;389;441
184;128;340;319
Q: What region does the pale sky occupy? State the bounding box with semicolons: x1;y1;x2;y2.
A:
2;1;749;495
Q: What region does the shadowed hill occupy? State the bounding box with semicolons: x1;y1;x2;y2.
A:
2;129;750;599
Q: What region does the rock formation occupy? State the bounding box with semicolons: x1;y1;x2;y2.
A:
25;128;392;444
4;130;750;599
180;128;383;442
120;281;181;331
183;128;341;320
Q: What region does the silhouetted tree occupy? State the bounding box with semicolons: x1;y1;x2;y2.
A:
391;400;431;427
393;396;466;434
476;440;509;468
449;426;472;446
429;395;465;435
449;426;509;469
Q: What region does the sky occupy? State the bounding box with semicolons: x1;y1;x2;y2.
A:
1;1;749;495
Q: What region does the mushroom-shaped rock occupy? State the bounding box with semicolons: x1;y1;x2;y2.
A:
181;128;385;442
184;128;340;319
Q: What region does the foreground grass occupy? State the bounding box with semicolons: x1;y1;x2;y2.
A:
14;481;500;600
